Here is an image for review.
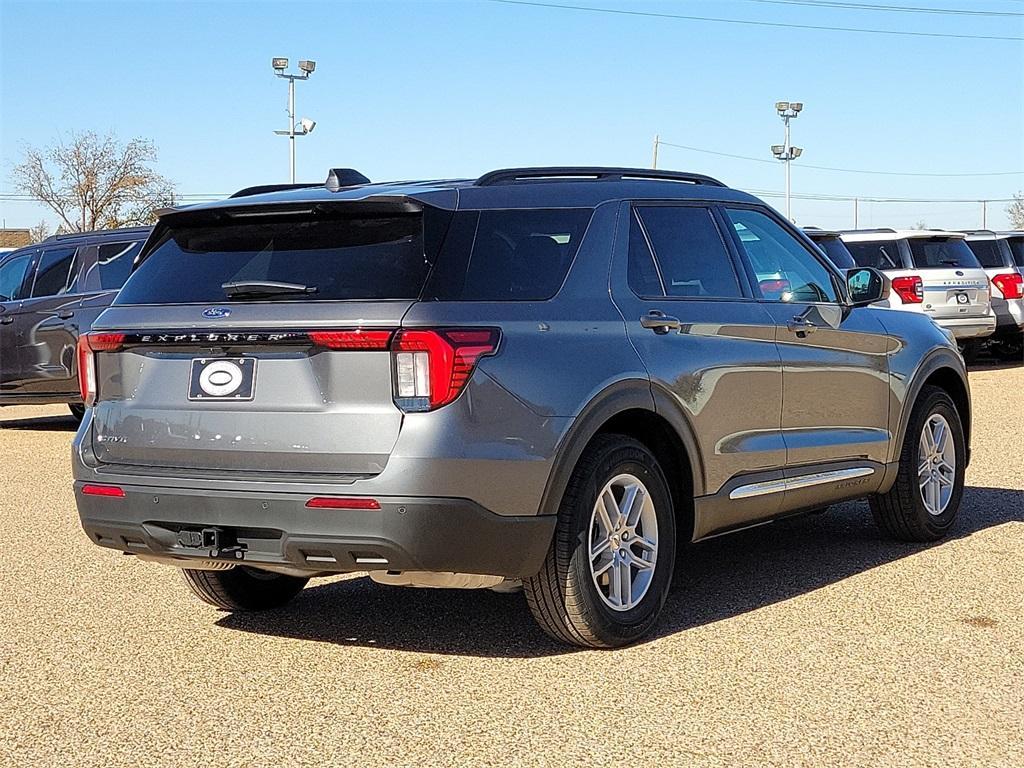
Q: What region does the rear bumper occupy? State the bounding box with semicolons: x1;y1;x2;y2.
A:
75;482;556;578
991;296;1024;333
931;314;997;340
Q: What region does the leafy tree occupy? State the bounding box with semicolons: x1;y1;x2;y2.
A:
11;131;175;232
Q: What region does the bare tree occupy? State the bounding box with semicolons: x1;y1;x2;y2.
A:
11;131;175;232
1007;192;1024;230
913;220;928;230
28;220;50;243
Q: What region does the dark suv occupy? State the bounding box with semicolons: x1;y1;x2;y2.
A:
73;168;970;648
0;227;151;420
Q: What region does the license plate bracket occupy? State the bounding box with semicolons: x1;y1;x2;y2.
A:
188;357;257;401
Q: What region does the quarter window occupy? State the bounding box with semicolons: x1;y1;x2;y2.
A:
726;208;838;303
96;241;142;290
845;240;901;270
631;206;743;298
30;247;76;298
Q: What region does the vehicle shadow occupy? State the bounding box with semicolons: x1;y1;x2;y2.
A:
0;414;78;431
216;485;1023;657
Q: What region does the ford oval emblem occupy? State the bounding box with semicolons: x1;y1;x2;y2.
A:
955;270;964;277
202;307;231;319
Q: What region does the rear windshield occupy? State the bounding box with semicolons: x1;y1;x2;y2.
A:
964;239;1007;268
1005;237;1024;268
844;240;902;270
116;212;432;304
907;237;981;269
813;237;856;270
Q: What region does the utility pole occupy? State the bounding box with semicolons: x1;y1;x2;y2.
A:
771;101;804;222
652;135;660;170
271;57;317;183
854;197;859;229
981;200;987;229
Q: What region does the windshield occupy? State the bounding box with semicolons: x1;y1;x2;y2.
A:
907;238;981;270
1005;237;1024;268
116;211;432;304
814;237;857;270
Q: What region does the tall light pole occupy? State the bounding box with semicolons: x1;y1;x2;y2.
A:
771;101;804;222
272;57;317;183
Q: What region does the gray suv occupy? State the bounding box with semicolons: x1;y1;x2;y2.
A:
73;168;971;648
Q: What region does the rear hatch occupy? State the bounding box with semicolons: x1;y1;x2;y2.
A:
87;202;440;477
906;236;991;321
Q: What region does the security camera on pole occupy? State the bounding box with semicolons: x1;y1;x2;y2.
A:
771;101;803;223
272;57;317;183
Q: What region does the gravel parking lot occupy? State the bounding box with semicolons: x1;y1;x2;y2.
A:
1;363;1021;768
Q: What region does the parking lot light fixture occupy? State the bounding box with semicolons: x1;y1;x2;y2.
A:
772;100;804;222
272;57;317;183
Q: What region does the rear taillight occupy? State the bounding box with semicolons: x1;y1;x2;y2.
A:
309;330;393;350
391;328;500;412
991;272;1023;300
76;332;126;406
891;275;924;304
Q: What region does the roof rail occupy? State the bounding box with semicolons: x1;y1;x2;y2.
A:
230;183;319;199
961;229;997;235
838;227;897;234
475;166;726;188
42;225;154;242
325;168;372;192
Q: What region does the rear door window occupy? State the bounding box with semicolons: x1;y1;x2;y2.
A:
630;205;742;298
1006;237;1024;267
845;240;901;270
30;246;76;298
117;211;433;304
725;208;838;303
964;239;1006;269
0;252;33;302
908;238;981;269
425;208;592;301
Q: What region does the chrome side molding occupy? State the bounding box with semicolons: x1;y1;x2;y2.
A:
729;467;876;500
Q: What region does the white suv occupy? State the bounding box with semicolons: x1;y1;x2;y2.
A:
962;230;1024;360
841;229;995;349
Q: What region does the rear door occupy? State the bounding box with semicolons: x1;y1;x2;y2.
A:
722;207;892;487
88;205;438;477
0;250;35;393
907;237;991;322
611;201;786;522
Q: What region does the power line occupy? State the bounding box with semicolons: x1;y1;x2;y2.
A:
657;140;1024;177
733;0;1024;18
487;0;1024;40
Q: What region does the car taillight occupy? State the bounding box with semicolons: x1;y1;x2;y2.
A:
991;272;1023;300
309;330;393;350
76;332;126;406
391;328;500;412
891;275;924;304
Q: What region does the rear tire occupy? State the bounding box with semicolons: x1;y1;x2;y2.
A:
68;404;86;422
181;567;309;610
524;434;676;648
989;335;1023;363
958;340;981;364
869;386;965;542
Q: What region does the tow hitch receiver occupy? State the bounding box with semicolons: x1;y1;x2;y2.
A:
176;527;247;560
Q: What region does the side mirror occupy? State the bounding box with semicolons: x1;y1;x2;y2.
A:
846;267;889;307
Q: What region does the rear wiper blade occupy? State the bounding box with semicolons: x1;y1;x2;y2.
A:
221;280;318;299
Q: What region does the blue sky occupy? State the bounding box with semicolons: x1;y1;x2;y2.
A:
1;0;1022;231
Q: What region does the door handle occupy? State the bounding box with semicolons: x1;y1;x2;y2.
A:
787;315;817;337
640;310;681;335
58;310;75;320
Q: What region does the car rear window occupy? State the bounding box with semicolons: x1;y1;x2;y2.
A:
964;239;1006;268
844;240;902;270
1005;237;1024;268
116;212;432;304
423;208;592;301
907;237;981;269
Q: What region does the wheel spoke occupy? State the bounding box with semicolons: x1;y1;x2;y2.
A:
918;458;930;478
593;556;614;579
633;536;657;554
590;537;611;561
619;558;633;607
932;420;946;454
608;560;624;606
622;484;646;528
625;548;654;571
935;471;953;488
596;490;617;535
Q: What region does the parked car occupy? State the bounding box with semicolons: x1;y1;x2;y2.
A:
840;229;995;354
803;227;857;271
0;226;152;420
73;167;970;648
962;230;1023;360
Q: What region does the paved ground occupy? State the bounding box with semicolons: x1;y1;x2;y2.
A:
1;363;1021;768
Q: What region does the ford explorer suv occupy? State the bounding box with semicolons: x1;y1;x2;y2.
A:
840;229;994;354
0;227;151;421
72;167;971;648
962;230;1023;360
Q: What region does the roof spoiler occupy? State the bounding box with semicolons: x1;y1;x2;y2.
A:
230;183;319;199
326;168;372;192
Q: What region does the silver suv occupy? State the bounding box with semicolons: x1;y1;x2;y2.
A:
962;230;1024;360
73;167;971;648
840;229;995;352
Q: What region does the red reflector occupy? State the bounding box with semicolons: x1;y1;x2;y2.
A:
86;332;127;352
309;330;393;350
891;275;924;304
81;484;126;498
992;272;1023;300
305;497;381;510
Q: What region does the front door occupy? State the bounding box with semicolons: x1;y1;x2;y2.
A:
0;250;35;395
611;202;786;534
